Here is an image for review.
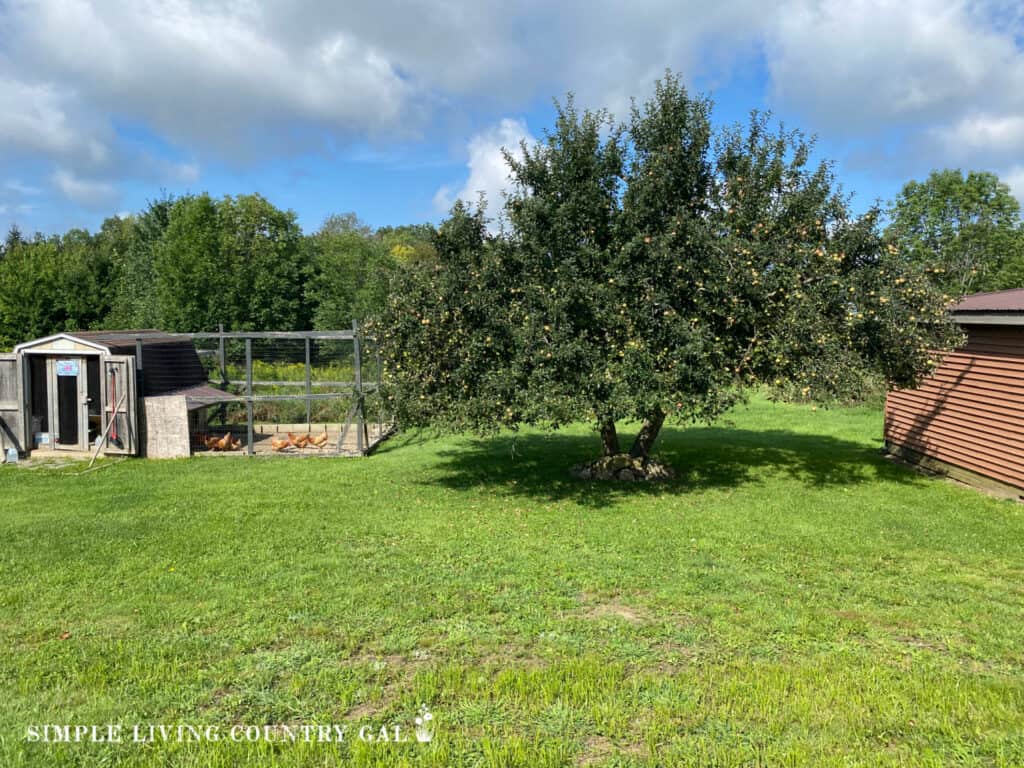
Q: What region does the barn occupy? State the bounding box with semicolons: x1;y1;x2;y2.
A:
0;330;228;459
885;288;1024;496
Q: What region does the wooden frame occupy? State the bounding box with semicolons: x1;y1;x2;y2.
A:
175;324;392;457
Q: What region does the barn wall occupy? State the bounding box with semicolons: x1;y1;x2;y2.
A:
885;324;1024;490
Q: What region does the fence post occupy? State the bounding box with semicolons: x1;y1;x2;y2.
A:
217;323;227;425
376;348;383;439
304;337;312;430
218;324;226;386
245;337;254;456
353;320;364;454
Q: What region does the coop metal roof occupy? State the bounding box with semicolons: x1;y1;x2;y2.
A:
14;330;208;396
161;384;238;411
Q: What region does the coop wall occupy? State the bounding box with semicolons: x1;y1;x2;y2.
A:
141;395;191;459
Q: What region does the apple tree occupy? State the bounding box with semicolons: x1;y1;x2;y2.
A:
372;74;959;470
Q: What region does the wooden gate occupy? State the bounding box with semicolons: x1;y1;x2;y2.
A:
0;354;26;455
101;355;138;455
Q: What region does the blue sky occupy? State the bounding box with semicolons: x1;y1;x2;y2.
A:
3;0;1024;237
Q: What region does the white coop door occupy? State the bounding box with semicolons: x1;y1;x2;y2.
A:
100;355;138;455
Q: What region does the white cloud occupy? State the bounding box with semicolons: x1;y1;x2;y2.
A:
0;0;768;163
764;0;1024;131
138;158;201;185
170;161;200;184
5;180;42;196
4;0;1024;229
2;0;416;154
434;118;535;224
1000;165;1024;204
51;169;118;207
0;78;109;165
934;113;1024;155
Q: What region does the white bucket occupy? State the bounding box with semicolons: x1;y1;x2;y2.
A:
3;447;17;464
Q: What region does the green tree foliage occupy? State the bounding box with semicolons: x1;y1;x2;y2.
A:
106;198;172;329
377;223;438;265
218;194;310;331
152;193;309;332
885;169;1024;297
373;74;960;462
0;230;114;348
152;194;223;332
0;193;408;343
2;224;24;259
59;227;115;329
0;236;63;347
307;215;400;328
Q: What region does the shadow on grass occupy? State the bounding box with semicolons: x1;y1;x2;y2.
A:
415;424;922;507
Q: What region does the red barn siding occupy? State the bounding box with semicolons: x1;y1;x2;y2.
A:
885;325;1024;490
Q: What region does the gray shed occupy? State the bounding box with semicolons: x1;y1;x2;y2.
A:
0;330;226;459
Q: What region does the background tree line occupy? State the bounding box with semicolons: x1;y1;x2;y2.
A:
0;193;437;348
1;167;1022;352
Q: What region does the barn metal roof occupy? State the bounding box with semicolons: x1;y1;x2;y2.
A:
954;288;1024;312
950;288;1024;326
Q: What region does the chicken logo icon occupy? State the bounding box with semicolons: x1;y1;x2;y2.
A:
414;704;434;743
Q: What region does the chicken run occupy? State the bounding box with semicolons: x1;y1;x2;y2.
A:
182;326;393;459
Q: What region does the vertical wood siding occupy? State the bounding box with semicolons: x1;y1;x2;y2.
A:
885;325;1024;489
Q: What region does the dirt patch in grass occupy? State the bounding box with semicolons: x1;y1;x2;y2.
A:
894;634;950;654
576;735;645;766
646;641;698;672
345;652;414;670
345;701;385;720
578;592;649;624
576;735;614;766
583;603;646;623
197;687;232;714
834;609;916;630
478;648;550;669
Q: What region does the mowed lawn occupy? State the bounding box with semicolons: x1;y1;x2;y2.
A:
1;398;1023;767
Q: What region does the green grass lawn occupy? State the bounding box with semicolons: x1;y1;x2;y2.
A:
1;397;1022;767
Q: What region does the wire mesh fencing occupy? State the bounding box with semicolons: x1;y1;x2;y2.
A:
178;326;392;456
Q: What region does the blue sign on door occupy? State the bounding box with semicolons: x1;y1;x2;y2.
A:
56;359;80;377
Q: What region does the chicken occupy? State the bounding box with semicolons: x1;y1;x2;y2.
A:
310;431;330;448
286;431;299;448
230;438;242;451
204;436;220;450
270;437;291;452
294;434;310;449
215;432;232;451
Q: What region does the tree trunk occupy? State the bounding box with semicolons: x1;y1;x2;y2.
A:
629;407;665;459
599;420;620;456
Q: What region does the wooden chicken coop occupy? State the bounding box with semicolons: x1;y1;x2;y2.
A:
0;324;392;460
0;330;225;459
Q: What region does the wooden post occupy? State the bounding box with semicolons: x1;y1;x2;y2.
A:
217;323;227;425
376;348;383;440
304;337;311;430
352;320;363;454
245;337;254;456
134;337;144;455
134;336;144;390
218;324;226;386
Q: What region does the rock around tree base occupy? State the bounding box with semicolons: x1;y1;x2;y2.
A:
570;454;676;482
